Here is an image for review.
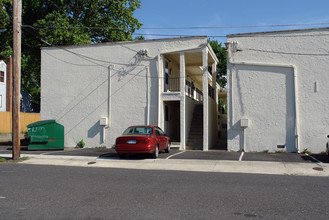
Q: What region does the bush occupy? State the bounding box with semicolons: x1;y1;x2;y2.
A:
77;139;85;148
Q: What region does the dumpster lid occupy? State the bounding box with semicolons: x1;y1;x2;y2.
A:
27;120;57;128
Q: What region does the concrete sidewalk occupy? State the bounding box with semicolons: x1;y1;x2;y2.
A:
1;153;328;177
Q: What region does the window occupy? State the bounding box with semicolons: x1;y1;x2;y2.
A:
155;128;161;136
123;126;153;135
0;71;4;83
0;95;2;108
155;128;165;136
208;84;214;99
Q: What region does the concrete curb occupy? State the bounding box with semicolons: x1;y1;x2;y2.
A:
1;153;328;177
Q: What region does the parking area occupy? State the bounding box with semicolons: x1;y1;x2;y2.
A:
1;143;328;163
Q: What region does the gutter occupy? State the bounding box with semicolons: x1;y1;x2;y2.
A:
225;42;300;153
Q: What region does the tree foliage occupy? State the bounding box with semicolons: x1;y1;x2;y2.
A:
208;39;227;88
0;0;142;107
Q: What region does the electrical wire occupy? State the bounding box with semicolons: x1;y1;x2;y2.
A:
132;32;329;38
24;22;329;30
22;25;147;69
23;24;329;39
46;0;139;53
245;48;329;56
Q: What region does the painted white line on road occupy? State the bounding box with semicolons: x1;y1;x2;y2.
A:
0;196;6;199
239;152;244;161
305;153;322;164
166;151;185;159
40;152;53;155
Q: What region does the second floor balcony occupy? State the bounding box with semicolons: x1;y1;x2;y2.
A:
161;47;218;102
164;76;206;101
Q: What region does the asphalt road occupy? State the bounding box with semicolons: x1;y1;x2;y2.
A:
1;144;329;163
1;163;329;220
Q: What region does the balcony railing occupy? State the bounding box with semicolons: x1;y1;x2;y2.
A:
164;77;203;101
195;88;203;101
164;77;180;92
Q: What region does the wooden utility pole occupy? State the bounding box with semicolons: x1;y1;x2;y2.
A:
12;0;22;159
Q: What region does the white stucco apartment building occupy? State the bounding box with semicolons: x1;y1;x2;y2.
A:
41;36;220;150
226;27;329;153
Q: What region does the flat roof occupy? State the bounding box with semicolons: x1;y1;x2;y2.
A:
227;26;329;37
41;36;208;49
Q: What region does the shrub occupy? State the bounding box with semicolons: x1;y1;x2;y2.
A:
77;139;85;148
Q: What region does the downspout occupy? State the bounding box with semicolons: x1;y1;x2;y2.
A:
157;55;162;128
108;65;113;126
101;65;113;144
225;42;300;153
146;66;150;125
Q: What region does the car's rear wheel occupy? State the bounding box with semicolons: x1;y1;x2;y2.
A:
152;145;159;158
165;141;171;153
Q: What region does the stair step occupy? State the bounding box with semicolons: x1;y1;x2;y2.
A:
186;104;205;149
186;146;203;150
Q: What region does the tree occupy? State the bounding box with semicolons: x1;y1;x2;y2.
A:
208;39;227;88
0;0;142;108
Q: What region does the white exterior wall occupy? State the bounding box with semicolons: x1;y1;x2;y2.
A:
41;37;208;148
227;28;329;153
0;61;6;112
208;96;218;148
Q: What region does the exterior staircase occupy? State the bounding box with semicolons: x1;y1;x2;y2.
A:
186;104;203;150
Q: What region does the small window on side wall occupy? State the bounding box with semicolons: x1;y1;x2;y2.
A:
0;71;4;83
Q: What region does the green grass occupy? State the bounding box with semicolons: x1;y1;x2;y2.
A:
301;148;311;154
0;156;30;163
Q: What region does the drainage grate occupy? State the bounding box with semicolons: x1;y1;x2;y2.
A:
88;162;96;165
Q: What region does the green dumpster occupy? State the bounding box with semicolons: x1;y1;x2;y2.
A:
27;120;64;150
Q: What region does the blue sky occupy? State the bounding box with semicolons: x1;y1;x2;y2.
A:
133;0;329;43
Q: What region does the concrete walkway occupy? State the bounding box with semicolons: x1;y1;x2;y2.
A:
1;152;329;177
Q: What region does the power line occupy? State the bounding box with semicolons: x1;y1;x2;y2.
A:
245;48;329;56
24;25;329;39
23;22;329;30
45;0;139;53
22;25;147;69
133;32;329;39
23;23;329;39
138;22;329;29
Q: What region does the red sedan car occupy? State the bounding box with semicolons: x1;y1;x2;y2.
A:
115;125;170;159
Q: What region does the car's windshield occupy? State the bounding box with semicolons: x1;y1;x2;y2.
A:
123;127;153;135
